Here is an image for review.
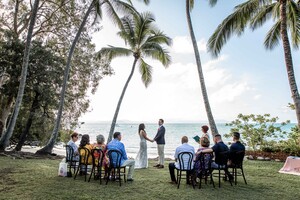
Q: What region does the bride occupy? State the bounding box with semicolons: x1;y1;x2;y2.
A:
135;123;153;169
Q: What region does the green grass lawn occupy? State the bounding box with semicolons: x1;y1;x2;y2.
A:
0;156;299;200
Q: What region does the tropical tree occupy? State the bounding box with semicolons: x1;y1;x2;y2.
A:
207;0;300;129
98;12;172;143
36;0;149;154
185;0;219;136
0;0;40;151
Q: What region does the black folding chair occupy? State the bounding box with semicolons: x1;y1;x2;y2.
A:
176;152;195;189
65;145;78;177
212;151;233;188
228;150;247;185
88;148;105;184
196;152;215;189
74;147;91;182
106;150;126;186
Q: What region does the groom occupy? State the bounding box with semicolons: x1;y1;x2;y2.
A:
153;119;165;169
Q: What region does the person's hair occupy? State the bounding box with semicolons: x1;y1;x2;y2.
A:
138;123;145;134
201;125;209;133
214;134;222;140
181;136;188;143
80;134;90;147
200;137;210;147
233;132;240;140
96;134;105;144
71;132;78;139
113;132;121;139
159;119;164;124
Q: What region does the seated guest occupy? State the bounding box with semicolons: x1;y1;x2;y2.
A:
79;134;93;165
169;136;195;184
211;134;233;180
229;132;245;164
67;132;79;161
194;137;213;178
107;132;135;181
93;134;109;170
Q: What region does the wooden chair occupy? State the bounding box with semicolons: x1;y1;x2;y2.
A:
212;150;233;188
88;148;105;184
74;147;91;182
106;150;126;186
228;150;247;185
196;152;215;189
176;152;195;189
65;145;78;177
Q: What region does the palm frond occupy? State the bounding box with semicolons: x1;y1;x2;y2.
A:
264;20;281;50
143;43;171;67
250;3;276;30
286;0;300;49
208;0;218;7
117;16;136;47
134;12;156;46
144;30;172;46
96;46;132;62
138;58;152;87
189;0;194;11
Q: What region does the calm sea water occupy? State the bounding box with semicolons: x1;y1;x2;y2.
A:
73;123;295;159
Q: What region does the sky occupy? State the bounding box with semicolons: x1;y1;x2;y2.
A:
80;0;300;124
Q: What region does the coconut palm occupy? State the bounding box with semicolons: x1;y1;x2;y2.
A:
36;0;149;155
185;0;219;136
0;0;40;151
207;0;300;128
97;12;172;143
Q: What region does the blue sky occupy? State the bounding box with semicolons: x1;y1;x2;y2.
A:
80;0;300;123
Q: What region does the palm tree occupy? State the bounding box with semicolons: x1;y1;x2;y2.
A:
36;0;149;155
0;0;40;151
98;12;172;143
185;0;219;136
207;0;300;129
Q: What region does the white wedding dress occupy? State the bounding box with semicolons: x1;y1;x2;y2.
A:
135;131;148;169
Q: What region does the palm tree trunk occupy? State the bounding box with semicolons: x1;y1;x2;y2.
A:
15;91;40;151
36;0;96;155
185;0;218;136
279;0;300;128
107;57;138;143
0;0;40;151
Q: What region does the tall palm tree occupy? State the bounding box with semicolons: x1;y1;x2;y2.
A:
36;0;148;155
185;0;219;136
0;0;40;151
97;12;172;143
207;0;300;129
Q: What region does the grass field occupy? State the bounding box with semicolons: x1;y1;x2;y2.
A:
0;156;299;200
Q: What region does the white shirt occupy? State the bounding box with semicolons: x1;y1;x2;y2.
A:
174;143;195;169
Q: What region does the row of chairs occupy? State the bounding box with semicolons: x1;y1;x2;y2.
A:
65;145;127;186
176;150;247;189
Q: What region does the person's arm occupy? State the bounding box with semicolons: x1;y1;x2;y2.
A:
141;130;153;142
154;126;165;141
120;143;128;160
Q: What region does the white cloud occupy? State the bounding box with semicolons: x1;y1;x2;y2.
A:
171;36;206;54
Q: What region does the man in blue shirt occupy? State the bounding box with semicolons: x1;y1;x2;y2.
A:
230;132;245;153
107;132;135;181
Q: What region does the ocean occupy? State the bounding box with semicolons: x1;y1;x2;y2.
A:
72;122;295;159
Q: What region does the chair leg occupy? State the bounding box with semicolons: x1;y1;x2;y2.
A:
218;169;221;188
235;168;237;185
210;172;215;188
118;168;121;187
74;164;80;180
106;168;111;185
88;166;94;182
241;167;247;184
177;170;181;189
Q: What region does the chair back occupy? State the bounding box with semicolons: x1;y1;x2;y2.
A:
230;150;245;167
107;150;122;168
215;150;229;166
66;145;74;162
178;152;194;170
91;148;104;167
78;147;91;165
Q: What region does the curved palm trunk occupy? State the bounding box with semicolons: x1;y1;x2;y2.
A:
36;0;96;155
0;0;40;151
107;57;138;143
185;0;218;136
279;0;300;129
